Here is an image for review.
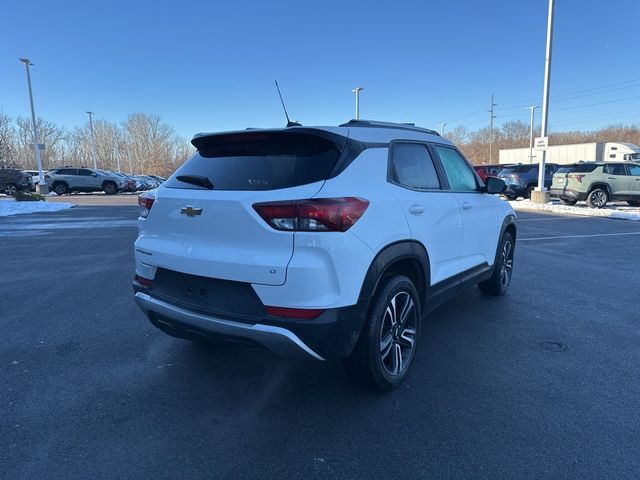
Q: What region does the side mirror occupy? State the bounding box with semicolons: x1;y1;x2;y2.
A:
484;176;506;194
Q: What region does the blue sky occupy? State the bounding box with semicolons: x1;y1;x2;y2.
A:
1;0;639;139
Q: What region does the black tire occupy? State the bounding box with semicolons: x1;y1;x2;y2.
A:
103;182;117;195
52;182;68;195
559;198;578;206
478;232;515;296
627;200;640;207
503;194;517;201
5;183;17;195
525;186;535;199
343;275;421;391
586;188;608;209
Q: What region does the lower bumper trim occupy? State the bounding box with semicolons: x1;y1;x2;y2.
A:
134;292;325;361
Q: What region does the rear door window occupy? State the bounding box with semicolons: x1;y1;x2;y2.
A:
604;164;628;175
389;143;441;190
167;131;345;191
628;165;640;176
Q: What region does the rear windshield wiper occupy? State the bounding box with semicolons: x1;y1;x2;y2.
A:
176;175;214;189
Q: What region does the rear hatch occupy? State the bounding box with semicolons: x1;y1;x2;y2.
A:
136;129;348;286
554;163;599;190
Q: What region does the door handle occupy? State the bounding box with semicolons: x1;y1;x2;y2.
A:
408;205;425;215
607;177;616;179
635;178;640;181
462;202;473;210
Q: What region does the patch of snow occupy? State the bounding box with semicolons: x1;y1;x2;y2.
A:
509;199;640;222
0;200;75;217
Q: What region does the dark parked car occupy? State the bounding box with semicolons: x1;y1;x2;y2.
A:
473;164;508;182
498;163;559;200
0;168;33;195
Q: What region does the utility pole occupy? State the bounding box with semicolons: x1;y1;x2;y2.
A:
488;94;497;163
533;0;555;204
527;105;540;164
19;58;48;194
86;111;98;170
438;123;447;136
352;87;364;119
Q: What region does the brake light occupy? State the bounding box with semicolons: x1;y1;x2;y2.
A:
138;192;155;218
573;174;585;183
253;197;369;232
265;306;325;319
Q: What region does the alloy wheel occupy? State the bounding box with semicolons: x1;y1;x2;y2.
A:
591;190;607;207
379;291;417;376
500;240;514;288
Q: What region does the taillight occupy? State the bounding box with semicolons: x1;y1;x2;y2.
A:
265;306;325;319
253;197;369;232
138;192;155;218
573;174;585;183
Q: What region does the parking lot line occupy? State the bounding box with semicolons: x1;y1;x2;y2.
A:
520;231;640;242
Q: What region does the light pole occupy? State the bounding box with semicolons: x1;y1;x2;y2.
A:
533;0;555;204
352;87;364;119
86;111;98;170
438;123;447;136
527;105;540;164
488;94;497;163
19;58;48;195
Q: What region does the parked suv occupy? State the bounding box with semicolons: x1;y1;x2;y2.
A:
498;163;559;200
551;162;640;208
0;168;33;195
132;120;517;390
46;167;125;195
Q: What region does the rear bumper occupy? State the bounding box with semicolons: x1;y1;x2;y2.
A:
133;282;368;361
135;292;325;360
550;188;586;201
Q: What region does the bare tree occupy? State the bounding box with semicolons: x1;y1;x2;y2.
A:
15;116;67;169
0;113;18;168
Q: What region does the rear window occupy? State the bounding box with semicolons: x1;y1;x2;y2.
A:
500;165;535;174
167;131;344;191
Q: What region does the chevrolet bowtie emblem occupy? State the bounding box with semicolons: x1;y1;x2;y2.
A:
180;206;203;217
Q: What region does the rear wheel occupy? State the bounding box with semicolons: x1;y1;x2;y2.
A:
559;198;577;206
587;188;608;208
525;186;535;199
627;200;640;207
344;275;421;391
103;182;117;195
4;183;17;195
478;232;515;296
53;182;68;195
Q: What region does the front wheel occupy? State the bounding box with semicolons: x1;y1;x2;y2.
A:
478;232;515;296
587;188;608;208
344;275;421;391
5;183;17;195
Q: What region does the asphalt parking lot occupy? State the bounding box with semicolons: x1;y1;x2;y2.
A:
2;207;639;479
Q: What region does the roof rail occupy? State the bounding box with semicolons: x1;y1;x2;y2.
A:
339;119;440;136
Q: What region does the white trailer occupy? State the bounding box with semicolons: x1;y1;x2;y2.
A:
498;142;640;165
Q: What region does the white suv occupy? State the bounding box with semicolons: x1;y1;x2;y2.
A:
133;120;516;390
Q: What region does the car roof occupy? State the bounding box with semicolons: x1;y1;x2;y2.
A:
192;120;452;148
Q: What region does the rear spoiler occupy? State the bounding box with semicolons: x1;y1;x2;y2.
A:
191;127;348;151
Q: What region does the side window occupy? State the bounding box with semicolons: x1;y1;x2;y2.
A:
628;165;640;176
433;145;479;192
78;169;94;176
58;168;77;175
390;143;441;190
605;164;627;176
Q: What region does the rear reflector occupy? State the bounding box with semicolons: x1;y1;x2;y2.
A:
265;306;325;319
253;197;369;232
134;274;153;286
